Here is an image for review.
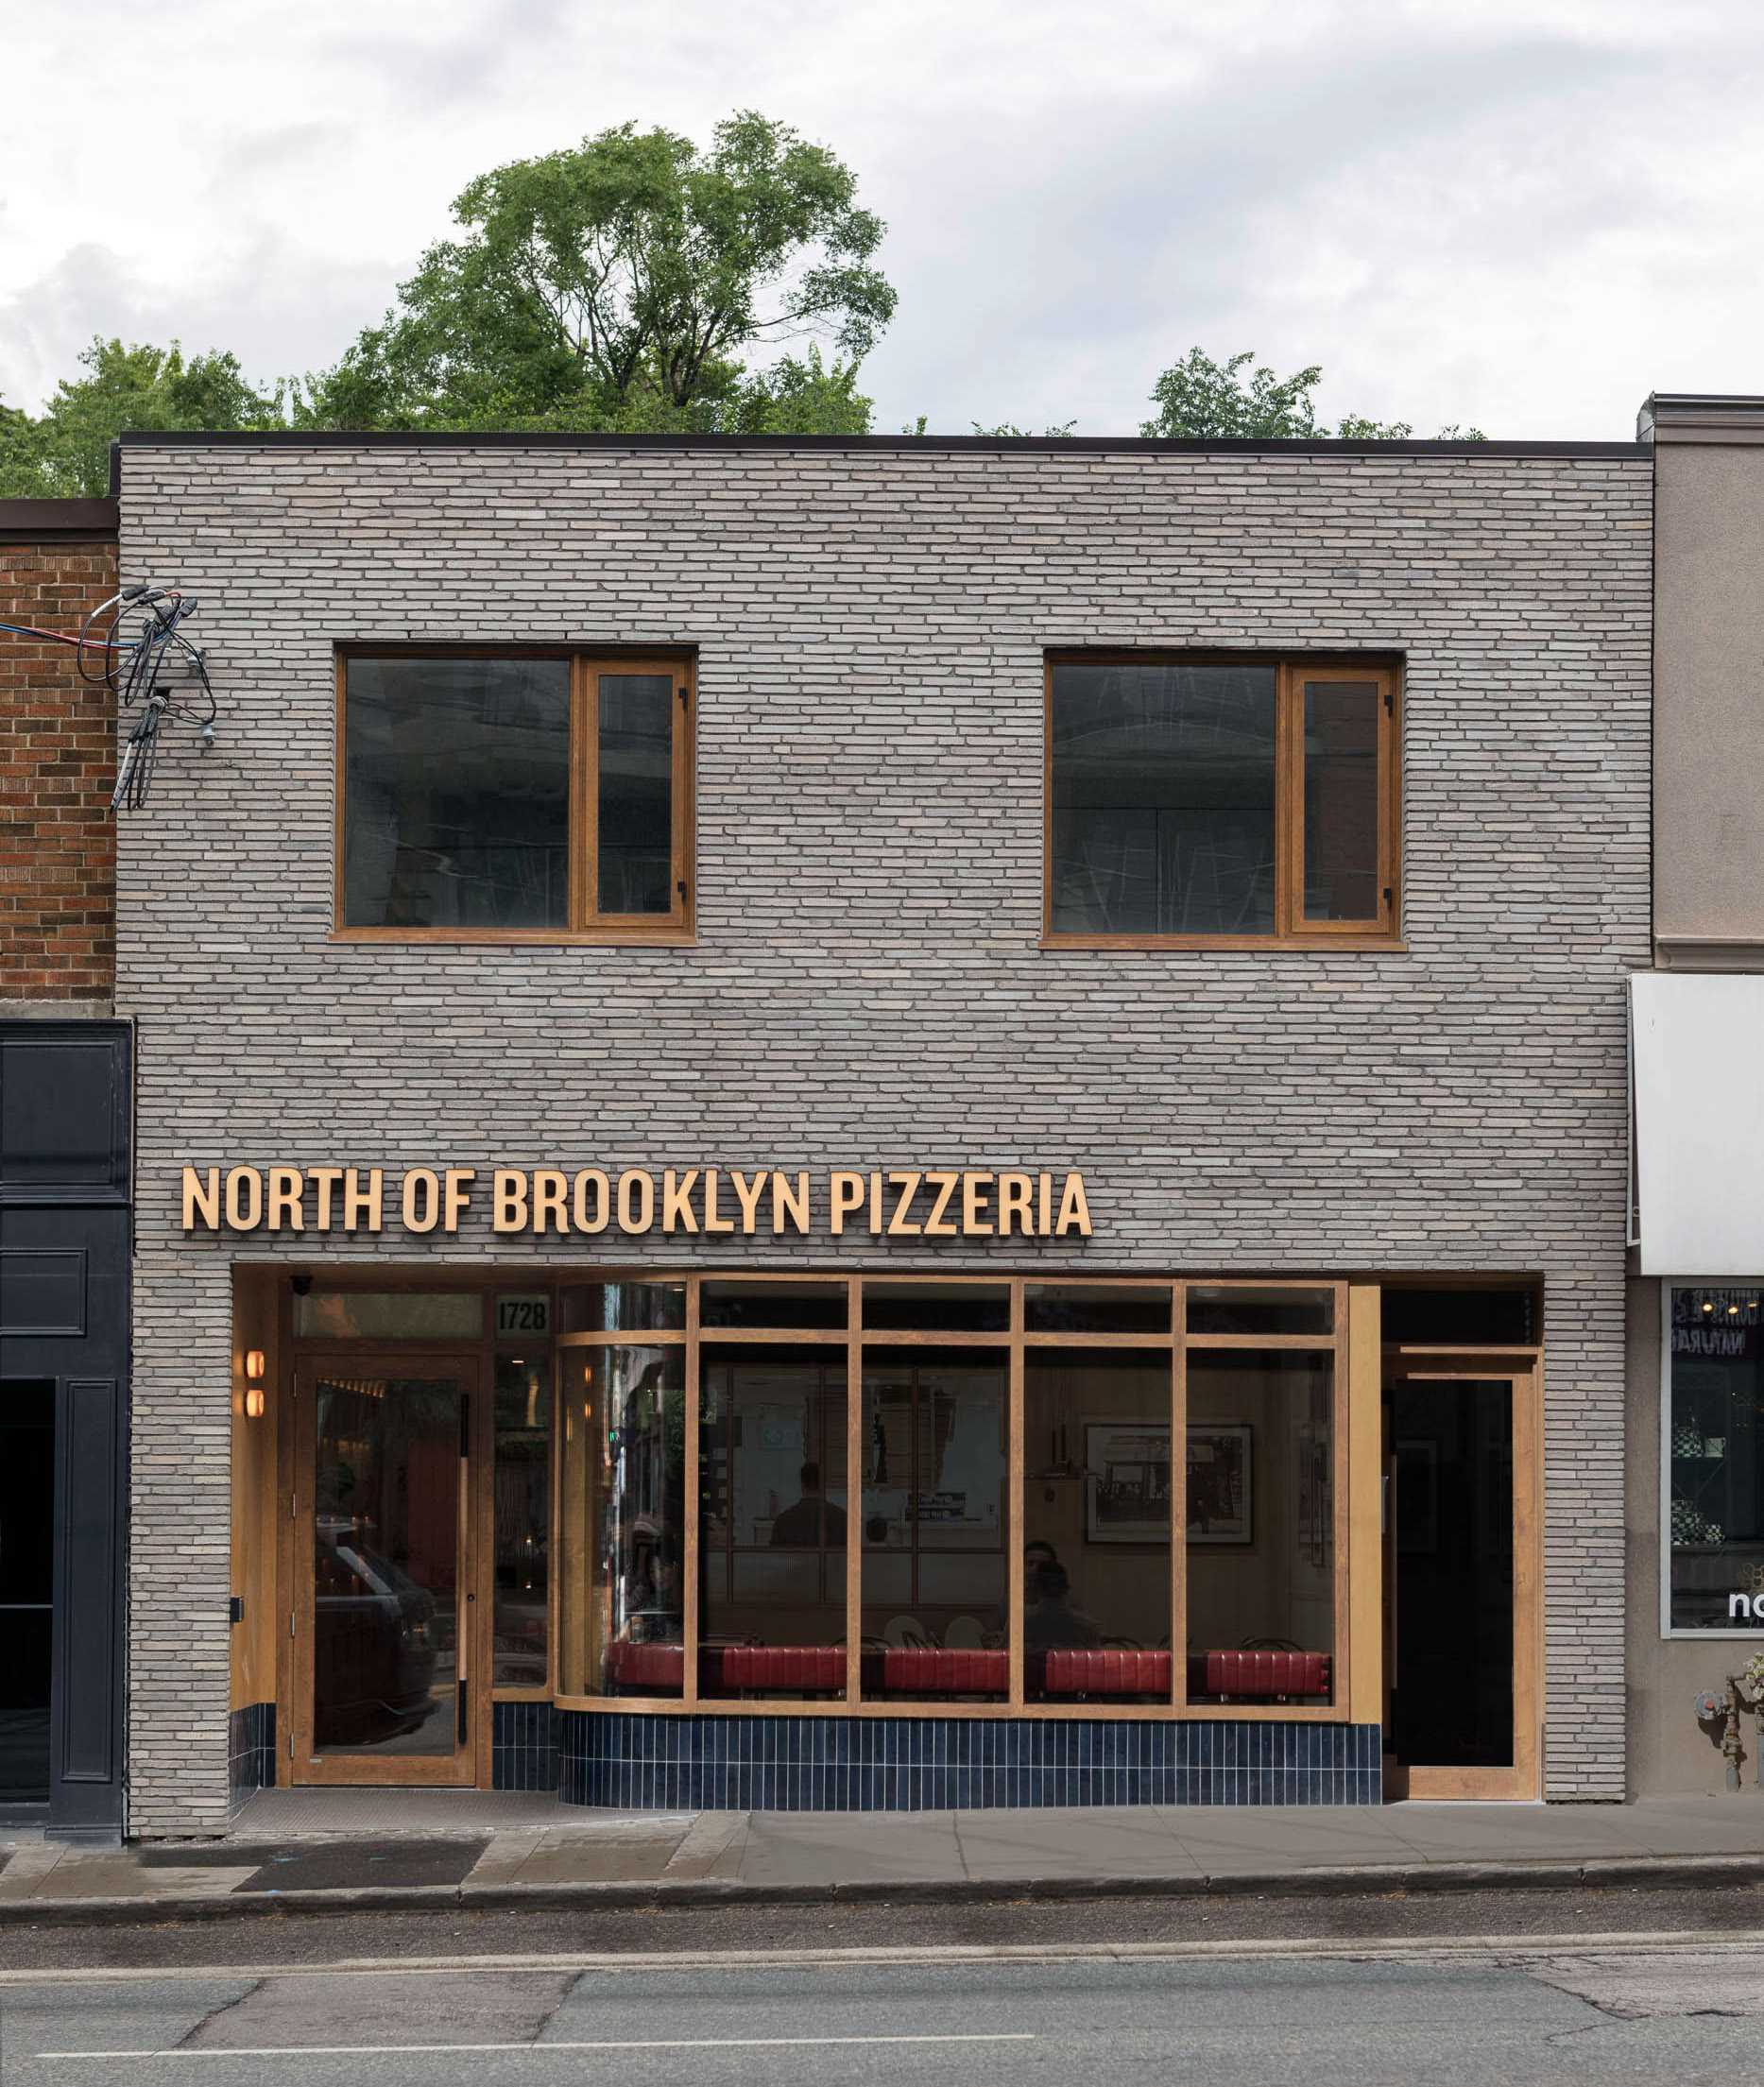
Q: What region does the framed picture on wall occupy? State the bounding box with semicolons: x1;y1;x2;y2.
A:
1085;1423;1172;1543
1187;1423;1253;1546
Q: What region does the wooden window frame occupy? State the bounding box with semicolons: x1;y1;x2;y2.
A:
1042;652;1401;950
333;646;695;947
544;1272;1358;1724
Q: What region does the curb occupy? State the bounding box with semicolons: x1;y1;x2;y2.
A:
3;1853;1763;1928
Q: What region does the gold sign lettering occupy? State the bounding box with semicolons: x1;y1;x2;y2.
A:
179;1164;1095;1239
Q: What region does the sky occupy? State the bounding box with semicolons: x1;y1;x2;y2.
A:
5;0;1763;439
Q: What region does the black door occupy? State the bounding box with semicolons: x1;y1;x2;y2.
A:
0;1382;55;1802
1390;1377;1516;1772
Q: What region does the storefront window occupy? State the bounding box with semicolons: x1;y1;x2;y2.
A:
1186;1350;1334;1704
559;1282;685;1334
861;1350;1008;1700
492;1355;550;1687
699;1348;848;1698
1667;1286;1764;1633
558;1345;685;1696
1024;1352;1173;1701
294;1290;483;1341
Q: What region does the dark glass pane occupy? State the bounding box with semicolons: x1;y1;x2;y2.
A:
701;1281;848;1330
343;658;570;929
0;1384;53;1603
492;1356;550;1687
1392;1380;1514;1766
0;1382;52;1800
312;1374;462;1755
1668;1288;1764;1633
0;1610;51;1801
861;1349;1008;1701
699;1348;848;1699
1025;1352;1172;1701
862;1282;1010;1332
1025;1284;1170;1334
1186;1350;1334;1705
597;675;674;915
1381;1286;1538;1345
1303;681;1381;921
1186;1284;1333;1336
560;1346;686;1697
558;1282;685;1333
1050;661;1276;934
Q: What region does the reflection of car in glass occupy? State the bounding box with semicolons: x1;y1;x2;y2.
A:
314;1518;439;1746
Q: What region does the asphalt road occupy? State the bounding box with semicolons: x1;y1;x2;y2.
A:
3;1894;1763;2087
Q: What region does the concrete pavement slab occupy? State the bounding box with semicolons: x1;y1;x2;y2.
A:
32;1858;256;1900
185;1968;576;2048
665;1810;751;1879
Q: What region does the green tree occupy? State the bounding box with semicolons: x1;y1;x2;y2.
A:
1142;348;1481;441
300;111;895;434
0;339;283;498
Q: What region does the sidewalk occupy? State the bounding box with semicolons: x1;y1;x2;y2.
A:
5;1793;1764;1924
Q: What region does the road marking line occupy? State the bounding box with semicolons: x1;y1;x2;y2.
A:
39;2033;1038;2061
5;1929;1764;1986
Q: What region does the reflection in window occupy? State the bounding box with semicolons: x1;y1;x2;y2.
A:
559;1346;685;1697
1024;1352;1172;1700
1668;1287;1764;1633
1186;1351;1334;1704
1302;680;1381;922
597;674;675;915
343;658;572;929
862;1350;1008;1700
699;1348;848;1698
492;1355;550;1687
1050;661;1276;935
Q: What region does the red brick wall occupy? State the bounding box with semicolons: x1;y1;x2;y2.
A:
1;523;118;1002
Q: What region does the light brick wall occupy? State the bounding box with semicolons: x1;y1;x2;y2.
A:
116;440;1651;1831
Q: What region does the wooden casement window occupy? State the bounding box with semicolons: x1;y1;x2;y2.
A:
1045;655;1399;948
335;650;694;942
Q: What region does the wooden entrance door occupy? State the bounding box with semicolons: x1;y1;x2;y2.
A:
290;1351;488;1786
1382;1361;1541;1801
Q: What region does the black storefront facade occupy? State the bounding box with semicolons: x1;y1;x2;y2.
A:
0;1020;130;1839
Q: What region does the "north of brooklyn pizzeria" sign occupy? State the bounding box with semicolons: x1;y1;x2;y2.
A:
180;1165;1094;1239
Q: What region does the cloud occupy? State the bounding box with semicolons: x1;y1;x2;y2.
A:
2;0;1762;436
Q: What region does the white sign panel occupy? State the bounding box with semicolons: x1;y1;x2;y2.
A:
1632;973;1764;1274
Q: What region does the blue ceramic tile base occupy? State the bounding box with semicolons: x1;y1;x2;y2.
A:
493;1702;561;1791
227;1702;276;1806
557;1713;1381;1809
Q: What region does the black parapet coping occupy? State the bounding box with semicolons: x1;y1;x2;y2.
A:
0;497;119;539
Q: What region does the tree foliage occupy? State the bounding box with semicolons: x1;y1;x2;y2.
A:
298;111;895;434
1142;347;1481;441
0;339;282;497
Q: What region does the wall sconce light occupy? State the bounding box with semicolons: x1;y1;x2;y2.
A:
244;1348;265;1420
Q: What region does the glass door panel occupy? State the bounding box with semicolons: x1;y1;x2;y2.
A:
297;1359;478;1784
1385;1371;1538;1799
0;1383;54;1802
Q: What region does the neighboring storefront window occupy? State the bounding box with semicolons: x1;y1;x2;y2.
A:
1666;1285;1764;1634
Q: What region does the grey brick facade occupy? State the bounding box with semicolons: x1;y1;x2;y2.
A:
115;438;1651;1833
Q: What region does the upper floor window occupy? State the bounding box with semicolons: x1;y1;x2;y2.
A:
1045;656;1397;947
337;651;693;942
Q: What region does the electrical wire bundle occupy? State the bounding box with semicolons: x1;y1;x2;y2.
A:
2;584;217;813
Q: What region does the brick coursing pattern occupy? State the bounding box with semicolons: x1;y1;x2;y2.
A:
116;443;1651;1833
0;534;116;1002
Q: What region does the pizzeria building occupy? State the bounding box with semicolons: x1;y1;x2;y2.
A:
105;427;1652;1835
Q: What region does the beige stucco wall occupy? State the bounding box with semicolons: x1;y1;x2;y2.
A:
1654;440;1764;962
